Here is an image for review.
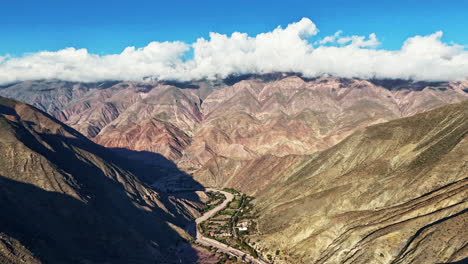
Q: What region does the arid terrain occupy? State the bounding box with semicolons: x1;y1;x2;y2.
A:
0;74;467;264
2;1;468;263
251;100;468;263
2;75;467;192
0;96;203;264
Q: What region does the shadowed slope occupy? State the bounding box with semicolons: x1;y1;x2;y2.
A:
0;96;201;264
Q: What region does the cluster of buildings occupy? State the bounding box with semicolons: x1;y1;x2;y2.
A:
205;217;251;238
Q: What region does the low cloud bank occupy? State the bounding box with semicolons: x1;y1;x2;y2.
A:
1;18;467;84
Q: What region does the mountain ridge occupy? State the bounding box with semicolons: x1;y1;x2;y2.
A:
1;75;467;191
0;73;468;172
0;96;202;264
248;100;468;263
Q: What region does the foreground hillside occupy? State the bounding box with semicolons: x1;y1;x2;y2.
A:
251;100;468;264
1;75;467;191
0;96;200;264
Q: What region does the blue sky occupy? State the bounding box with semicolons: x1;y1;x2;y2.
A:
1;0;467;55
1;0;468;83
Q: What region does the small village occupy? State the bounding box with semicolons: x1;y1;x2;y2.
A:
199;188;259;260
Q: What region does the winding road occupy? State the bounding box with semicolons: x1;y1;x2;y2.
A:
195;188;269;264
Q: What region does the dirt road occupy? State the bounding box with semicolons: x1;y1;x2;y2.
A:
195;188;268;264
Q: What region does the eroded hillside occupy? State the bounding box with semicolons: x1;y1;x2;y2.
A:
1;76;467;192
0;96;201;264
250;100;468;264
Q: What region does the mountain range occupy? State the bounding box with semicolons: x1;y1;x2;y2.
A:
251;100;468;263
2;75;467;192
0;96;203;264
0;74;467;263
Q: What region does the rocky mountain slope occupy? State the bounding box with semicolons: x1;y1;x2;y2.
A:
0;96;202;264
188;76;467;192
1;76;467;264
249;100;468;264
1;75;467;189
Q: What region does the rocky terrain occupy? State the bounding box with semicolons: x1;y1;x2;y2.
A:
1;75;467;264
188;76;468;192
0;96;203;264
249;100;468;264
1;75;467;191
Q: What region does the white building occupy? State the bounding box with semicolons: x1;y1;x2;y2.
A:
237;227;248;231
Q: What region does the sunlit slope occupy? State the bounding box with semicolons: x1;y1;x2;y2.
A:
252;100;468;264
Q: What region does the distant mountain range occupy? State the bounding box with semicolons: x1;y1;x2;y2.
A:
1;75;467;191
0;74;467;263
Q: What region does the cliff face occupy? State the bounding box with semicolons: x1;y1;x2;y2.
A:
0;96;199;264
250;100;468;264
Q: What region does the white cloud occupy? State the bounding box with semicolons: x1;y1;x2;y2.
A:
186;17;318;79
0;17;467;84
0;54;10;64
316;30;343;45
335;33;380;48
0;42;190;84
316;31;380;48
